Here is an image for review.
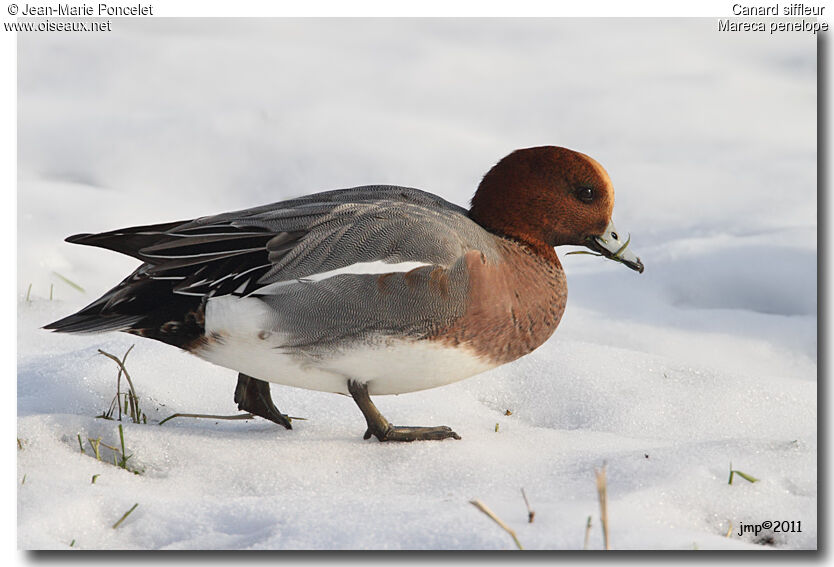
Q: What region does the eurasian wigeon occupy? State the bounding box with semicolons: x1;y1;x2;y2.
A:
46;146;643;442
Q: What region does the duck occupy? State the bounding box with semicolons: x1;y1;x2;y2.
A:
45;146;643;442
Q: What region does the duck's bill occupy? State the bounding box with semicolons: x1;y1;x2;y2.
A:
586;220;644;273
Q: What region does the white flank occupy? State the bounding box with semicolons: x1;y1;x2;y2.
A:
254;260;432;294
199;295;495;395
204;295;276;338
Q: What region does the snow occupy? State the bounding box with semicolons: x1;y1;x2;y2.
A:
16;18;817;550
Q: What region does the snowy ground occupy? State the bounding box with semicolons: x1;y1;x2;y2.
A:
16;19;817;550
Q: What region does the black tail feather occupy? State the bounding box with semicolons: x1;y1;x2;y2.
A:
48;218;280;347
65;219;188;261
43;311;143;334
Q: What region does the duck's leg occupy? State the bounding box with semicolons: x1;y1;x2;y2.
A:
234;373;293;429
347;380;461;442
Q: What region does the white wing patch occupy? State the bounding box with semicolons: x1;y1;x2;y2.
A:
253;260;432;295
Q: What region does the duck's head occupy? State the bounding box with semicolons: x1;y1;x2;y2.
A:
470;146;644;273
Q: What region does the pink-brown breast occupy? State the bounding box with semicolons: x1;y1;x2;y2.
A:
428;239;567;366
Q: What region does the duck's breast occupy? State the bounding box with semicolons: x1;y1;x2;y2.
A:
428;239;567;366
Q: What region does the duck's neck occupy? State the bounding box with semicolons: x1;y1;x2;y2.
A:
469;211;560;265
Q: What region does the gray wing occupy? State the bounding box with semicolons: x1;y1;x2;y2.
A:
182;186;499;346
66;185;499;345
169;185;497;288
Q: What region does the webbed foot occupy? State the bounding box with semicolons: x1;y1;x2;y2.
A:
347;380;460;442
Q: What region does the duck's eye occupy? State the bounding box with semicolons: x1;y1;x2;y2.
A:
575;186;595;203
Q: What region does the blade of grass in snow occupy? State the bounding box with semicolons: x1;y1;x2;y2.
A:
117;424;131;469
584;516;592;550
51;271;85;293
112;503;138;529
728;462;760;484
88;438;101;460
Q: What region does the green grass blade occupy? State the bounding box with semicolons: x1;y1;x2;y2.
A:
52;271;85;293
112;503;139;529
734;470;759;483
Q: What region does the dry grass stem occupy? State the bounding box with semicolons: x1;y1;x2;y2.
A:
520;488;535;523
98;346;144;423
158;412;307;425
469;499;524;550
595;463;610;550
